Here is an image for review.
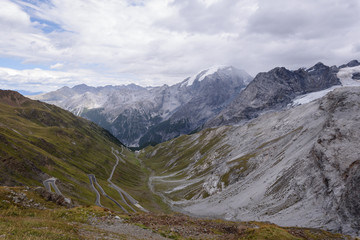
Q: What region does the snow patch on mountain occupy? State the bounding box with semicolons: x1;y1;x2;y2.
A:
292;87;339;106
183;65;227;87
337;65;360;86
292;65;360;106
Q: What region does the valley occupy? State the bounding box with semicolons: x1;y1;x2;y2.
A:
1;60;360;239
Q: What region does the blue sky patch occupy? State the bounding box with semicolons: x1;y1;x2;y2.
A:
128;0;145;7
0;57;44;70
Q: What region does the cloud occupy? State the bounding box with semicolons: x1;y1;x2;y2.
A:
156;0;256;34
0;0;31;31
50;63;64;69
0;67;137;92
0;0;359;92
247;0;359;39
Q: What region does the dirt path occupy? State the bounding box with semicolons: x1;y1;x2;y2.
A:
81;216;169;240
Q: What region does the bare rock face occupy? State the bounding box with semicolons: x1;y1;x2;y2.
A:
352;73;360;80
307;88;360;234
206;62;341;127
341;162;360;229
147;87;360;236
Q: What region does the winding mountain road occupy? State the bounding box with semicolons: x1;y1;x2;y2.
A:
43;177;62;195
43;177;71;204
88;173;128;212
88;174;103;207
108;147;136;212
109;147;148;213
87;147;148;213
136;151;180;212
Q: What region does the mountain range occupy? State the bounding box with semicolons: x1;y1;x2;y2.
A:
2;60;360;238
32;61;358;149
32;66;252;147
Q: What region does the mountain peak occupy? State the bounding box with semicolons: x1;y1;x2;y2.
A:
72;84;95;93
183;65;228;87
305;62;329;73
182;65;252;87
314;62;326;67
73;83;88;88
339;59;360;69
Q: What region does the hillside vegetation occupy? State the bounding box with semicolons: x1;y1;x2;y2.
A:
0;90;165;212
0;186;354;240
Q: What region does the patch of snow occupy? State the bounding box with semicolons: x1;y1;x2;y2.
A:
199;65;225;81
292;66;360;106
306;68;315;73
292;86;339;106
337;65;360;86
185;65;227;87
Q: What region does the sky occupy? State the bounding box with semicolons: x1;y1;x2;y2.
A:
0;0;359;93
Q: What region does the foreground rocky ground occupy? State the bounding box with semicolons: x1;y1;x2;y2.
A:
0;187;357;240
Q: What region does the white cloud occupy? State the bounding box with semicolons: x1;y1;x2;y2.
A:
50;63;64;69
0;67;138;92
0;0;360;92
0;0;31;31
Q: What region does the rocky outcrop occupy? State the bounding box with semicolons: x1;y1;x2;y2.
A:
34;187;73;208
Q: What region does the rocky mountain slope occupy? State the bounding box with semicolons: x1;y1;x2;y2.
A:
0;90;165;212
206;61;342;127
32;66;252;147
140;82;360;236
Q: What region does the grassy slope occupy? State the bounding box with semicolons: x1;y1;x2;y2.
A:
0;187;354;240
0;90;165;212
0;186;126;239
